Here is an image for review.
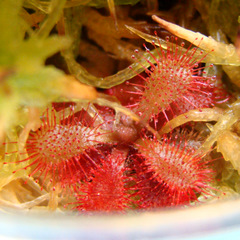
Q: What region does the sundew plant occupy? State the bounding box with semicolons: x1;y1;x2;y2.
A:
0;0;240;212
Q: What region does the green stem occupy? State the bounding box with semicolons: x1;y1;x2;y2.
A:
36;0;66;38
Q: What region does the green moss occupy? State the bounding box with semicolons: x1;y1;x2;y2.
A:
0;0;70;132
83;0;140;7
